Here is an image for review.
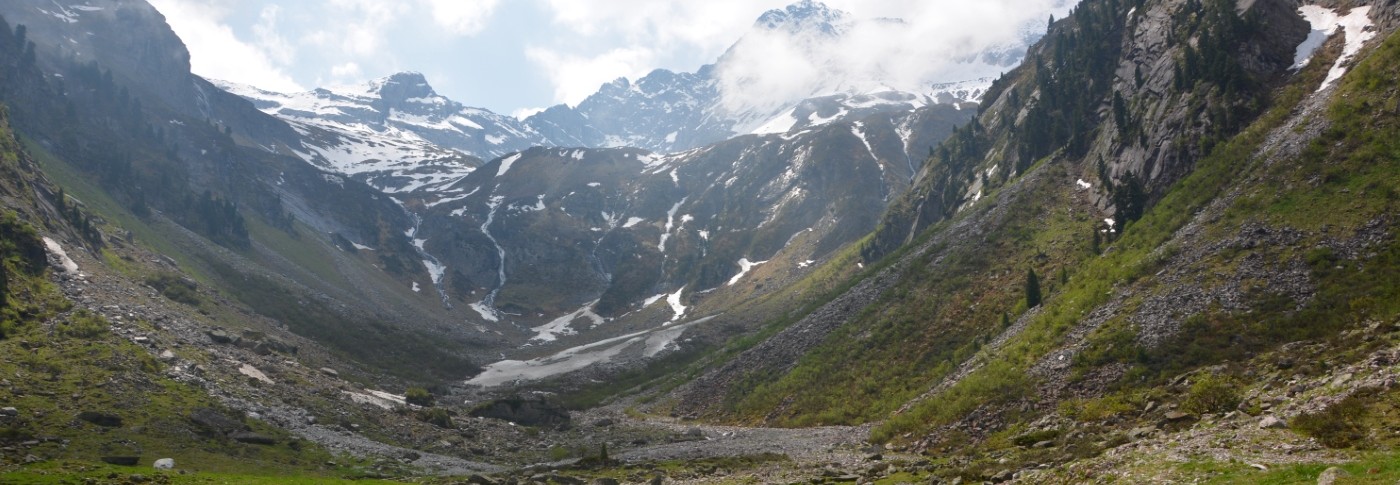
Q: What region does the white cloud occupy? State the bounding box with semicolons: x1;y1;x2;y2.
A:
526;46;658;106
148;0;303;91
307;0;408;57
532;0;1076;109
717;1;1075;113
422;0;500;35
252;5;295;65
330;62;363;81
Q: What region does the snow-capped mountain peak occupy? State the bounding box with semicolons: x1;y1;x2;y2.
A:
215;73;549;195
363;71;439;106
755;0;850;36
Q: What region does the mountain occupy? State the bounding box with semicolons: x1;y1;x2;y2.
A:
216;73;547;195
524;0;1060;153
197;1;981;361
404;103;973;357
4;0;1399;482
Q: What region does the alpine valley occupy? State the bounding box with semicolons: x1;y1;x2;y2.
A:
0;0;1396;483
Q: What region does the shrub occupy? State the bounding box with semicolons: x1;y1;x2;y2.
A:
405;387;434;407
417;408;454;429
1292;394;1371;448
1180;374;1241;415
60;310;108;339
144;272;201;306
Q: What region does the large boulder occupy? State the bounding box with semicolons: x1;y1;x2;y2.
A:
467;397;570;428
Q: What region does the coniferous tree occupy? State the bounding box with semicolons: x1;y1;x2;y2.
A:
1026;268;1043;308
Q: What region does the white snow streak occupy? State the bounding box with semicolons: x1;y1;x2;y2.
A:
726;258;768;286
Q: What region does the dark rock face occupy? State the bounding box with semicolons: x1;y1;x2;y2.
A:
467;397;570;428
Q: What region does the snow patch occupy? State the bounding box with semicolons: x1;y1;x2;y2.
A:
658;198;688;253
530;302;606;343
1076;179;1092;190
1293;6;1376;92
344;389;406;409
42;237;79;274
665;287;687;322
238;363;272;384
422;259;447;287
750;108;799;134
470;302;500;322
496;153;524;177
726;258;768;286
466;330;650;387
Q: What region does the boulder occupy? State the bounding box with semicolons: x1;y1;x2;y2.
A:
1129;426;1157;439
0;407;18;417
1259;416;1287;429
1164;411;1192;422
1317;467;1349;485
467;397;571;428
78;411;123;427
320;367;340;378
206;329;233;344
592;418;615;427
153;458;175;470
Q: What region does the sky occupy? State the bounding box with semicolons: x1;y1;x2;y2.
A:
147;0;1074;118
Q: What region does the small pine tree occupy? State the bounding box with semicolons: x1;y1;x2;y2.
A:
1059;267;1068;285
1026;268;1042;308
599;442;609;465
1000;312;1011;329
